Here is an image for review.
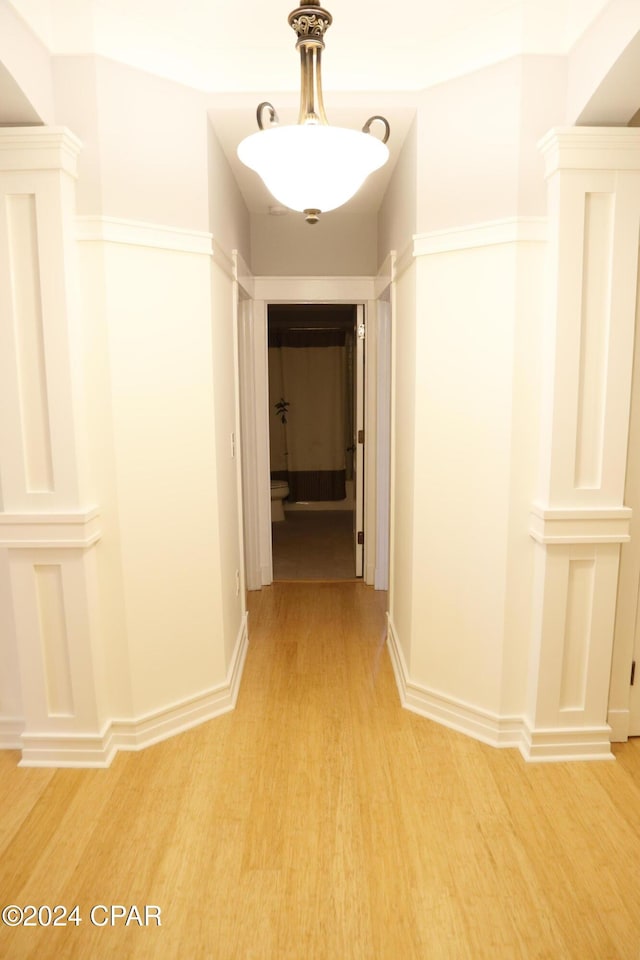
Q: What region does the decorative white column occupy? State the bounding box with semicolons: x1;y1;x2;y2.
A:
526;128;640;760
0;128;106;766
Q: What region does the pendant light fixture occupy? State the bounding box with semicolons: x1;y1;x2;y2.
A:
237;1;390;224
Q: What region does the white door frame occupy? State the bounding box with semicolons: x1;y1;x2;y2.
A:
354;303;365;578
609;282;640;739
240;275;384;587
374;295;392;591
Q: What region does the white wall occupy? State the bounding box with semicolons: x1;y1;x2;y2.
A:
251;209;378;277
408;240;524;715
517;56;568;216
208;119;251;265
95;240;227;716
416;60;522;232
415;57;567;233
388;260;417;669
0;549;21;737
210;254;246;667
500;239;547;717
54;56;210;232
73;238;131;721
52;56;103;214
377;116;417;266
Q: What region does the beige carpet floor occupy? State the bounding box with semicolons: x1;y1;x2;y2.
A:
272;510;356;580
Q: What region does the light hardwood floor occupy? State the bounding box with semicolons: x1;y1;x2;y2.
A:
1;582;640;959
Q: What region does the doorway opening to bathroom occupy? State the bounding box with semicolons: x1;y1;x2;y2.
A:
268;303;364;580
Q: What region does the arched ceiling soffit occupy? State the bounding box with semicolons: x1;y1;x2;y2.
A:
576;30;640;125
0;60;43;126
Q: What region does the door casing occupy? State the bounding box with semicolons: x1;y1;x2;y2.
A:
237;275;387;588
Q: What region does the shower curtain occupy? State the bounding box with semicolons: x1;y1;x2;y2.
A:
269;326;350;501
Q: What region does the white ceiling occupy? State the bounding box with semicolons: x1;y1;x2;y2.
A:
8;0;612;214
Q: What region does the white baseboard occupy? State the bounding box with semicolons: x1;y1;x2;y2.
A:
519;722;615;762
386;615;616;763
607;708;630;742
0;717;24;750
386;615;522;749
17;614;249;768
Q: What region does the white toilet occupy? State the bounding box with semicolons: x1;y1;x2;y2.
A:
270;479;289;522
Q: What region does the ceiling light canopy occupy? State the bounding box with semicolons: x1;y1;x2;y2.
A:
237;1;390;224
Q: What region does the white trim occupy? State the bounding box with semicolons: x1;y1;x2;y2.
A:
75;215;214;257
0;508;102;549
0;717;23;750
387;615;616;762
386;615;522;749
607;708;630;743
529;504;632;544
394;240;414;281
250;279;382;587
17;613;249;767
374;298;391;591
234;249;255;299
211;240;236;280
249;300;273;588
374;251;395;299
237;296;262;591
413;217;547;258
253;275;376;302
539;127;640;177
520;722;614;762
0;126;81;177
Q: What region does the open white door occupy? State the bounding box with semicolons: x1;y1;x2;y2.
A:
354;305;365;577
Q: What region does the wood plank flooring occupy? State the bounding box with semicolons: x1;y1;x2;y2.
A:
1;582;640;959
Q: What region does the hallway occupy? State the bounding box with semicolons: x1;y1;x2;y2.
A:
1;582;639;957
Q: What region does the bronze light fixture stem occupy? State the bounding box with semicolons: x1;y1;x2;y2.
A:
289;2;332;125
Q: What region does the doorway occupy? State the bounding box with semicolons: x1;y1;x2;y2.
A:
237;276;391;593
267;303;364;580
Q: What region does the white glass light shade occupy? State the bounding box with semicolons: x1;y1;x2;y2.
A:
237;123;389;214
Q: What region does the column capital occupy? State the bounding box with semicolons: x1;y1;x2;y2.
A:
0;126;82;178
538;126;640;179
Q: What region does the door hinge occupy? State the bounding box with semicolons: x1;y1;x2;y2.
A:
357;531;364;545
358;429;365;444
631;660;636;686
358;322;365;340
